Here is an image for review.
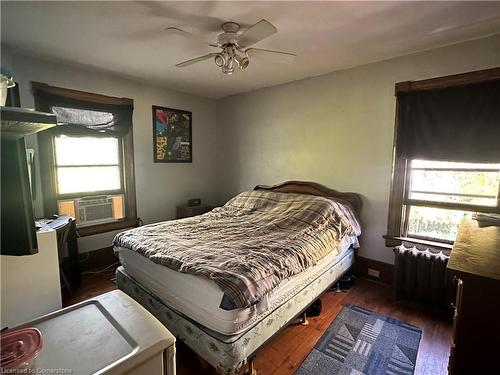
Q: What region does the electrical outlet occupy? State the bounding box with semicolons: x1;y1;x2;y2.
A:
367;268;380;278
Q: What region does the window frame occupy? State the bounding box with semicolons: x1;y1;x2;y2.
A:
34;82;137;235
385;67;500;248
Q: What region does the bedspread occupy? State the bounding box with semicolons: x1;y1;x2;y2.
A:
113;190;361;308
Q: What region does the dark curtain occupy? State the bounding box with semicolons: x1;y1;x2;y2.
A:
396;79;500;162
33;90;133;135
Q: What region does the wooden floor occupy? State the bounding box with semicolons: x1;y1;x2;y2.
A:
64;268;452;375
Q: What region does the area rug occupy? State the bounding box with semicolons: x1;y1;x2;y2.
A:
295;304;422;375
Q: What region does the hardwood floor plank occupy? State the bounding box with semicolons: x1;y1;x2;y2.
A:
63;272;451;375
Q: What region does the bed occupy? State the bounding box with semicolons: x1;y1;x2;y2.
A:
114;181;362;374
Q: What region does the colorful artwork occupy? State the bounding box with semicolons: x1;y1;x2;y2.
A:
153;106;192;162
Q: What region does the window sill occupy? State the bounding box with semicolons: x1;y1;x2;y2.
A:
384;235;453;250
77;217;140;237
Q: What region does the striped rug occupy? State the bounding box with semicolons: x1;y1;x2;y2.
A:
295;304;422;375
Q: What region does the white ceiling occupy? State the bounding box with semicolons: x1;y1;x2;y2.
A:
2;1;500;99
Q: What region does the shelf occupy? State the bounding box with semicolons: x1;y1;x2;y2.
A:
1;107;56;140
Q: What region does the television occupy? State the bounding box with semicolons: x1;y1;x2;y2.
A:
1;107;56;255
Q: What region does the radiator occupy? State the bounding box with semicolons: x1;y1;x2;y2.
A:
393;245;453;307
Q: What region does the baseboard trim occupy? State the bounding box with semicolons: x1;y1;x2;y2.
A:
353;255;394;285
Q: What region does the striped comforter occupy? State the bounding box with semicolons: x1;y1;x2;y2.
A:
113;190;361;309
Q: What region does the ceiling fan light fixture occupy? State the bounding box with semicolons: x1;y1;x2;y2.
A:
239;56;249;70
214;54;225;67
174;19;296;74
234;54;249;70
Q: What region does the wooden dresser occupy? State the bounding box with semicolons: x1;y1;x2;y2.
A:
447;216;500;374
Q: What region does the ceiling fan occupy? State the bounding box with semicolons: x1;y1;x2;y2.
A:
169;19;296;74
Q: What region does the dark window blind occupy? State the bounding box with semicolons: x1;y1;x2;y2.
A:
396;79;500;163
33;90;133;135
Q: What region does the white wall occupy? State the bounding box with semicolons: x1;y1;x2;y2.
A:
215;34;500;264
3;47;218;252
1;230;62;327
1;45;13;72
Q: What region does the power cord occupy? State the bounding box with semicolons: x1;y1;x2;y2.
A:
80;261;119;275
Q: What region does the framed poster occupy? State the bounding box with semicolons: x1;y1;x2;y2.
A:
153;105;192;162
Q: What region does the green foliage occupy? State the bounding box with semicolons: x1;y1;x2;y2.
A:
407;161;500;241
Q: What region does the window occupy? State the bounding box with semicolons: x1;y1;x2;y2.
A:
386;68;500;248
404;160;500;242
33;82;137;232
54;135;126;225
54;135;122;195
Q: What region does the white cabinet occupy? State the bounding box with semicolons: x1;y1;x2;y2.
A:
1;229;62;328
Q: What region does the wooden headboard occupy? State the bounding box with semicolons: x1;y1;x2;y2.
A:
254;180;363;218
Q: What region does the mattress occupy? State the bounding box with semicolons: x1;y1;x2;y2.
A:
116;247;355;374
115;236;354;335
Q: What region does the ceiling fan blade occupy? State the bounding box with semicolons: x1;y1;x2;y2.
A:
236;19;277;48
165;26;191;36
165;27;218;47
175;53;218;67
246;48;296;64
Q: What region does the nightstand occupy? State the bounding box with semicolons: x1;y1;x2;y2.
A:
176;204;214;219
